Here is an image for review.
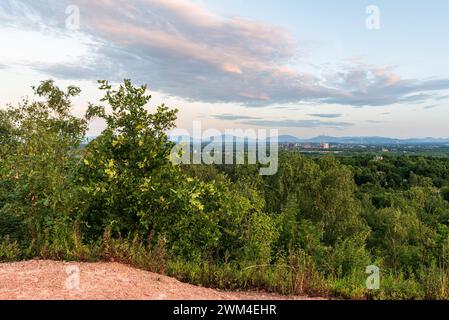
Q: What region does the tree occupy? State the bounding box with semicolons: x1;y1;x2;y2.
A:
80;79;181;238
0;80;87;247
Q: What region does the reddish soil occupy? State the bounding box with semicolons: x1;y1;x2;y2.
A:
0;260;322;300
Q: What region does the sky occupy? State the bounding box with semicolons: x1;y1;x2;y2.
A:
1;0;449;138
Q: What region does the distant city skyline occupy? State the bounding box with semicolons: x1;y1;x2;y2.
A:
1;0;449;138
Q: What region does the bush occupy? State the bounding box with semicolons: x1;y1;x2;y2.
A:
0;236;21;262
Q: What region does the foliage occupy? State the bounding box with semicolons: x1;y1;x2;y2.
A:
3;79;449;299
0;80;87;248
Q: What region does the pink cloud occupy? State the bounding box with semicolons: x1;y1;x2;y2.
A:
14;0;448;106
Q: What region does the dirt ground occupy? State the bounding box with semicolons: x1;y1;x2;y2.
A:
0;260;321;300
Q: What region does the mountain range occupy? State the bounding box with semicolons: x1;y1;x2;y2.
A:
169;134;449;145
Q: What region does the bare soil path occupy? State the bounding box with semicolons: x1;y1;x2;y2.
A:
0;260;322;300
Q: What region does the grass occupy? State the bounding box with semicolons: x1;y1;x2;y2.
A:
1;229;449;300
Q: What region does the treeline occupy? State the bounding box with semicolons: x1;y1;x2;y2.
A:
1;80;449;299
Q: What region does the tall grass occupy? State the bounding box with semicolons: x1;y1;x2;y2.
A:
2;226;449;300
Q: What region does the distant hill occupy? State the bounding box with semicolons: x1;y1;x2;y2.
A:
288;136;449;145
169;134;449;145
274;135;449;145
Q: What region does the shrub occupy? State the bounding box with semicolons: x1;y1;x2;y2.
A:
0;236;21;262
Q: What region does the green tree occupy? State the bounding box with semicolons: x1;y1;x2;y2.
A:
80;79;180;238
0;80;87;248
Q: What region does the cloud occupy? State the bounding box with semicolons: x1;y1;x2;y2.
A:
366;120;385;124
239;119;353;128
436;95;449;101
213;113;351;128
308;113;342;118
424;105;438;110
213;114;260;121
321;66;449;106
0;0;66;30
2;0;449;107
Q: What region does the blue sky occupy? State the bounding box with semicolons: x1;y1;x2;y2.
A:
204;0;449;77
1;0;449;138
